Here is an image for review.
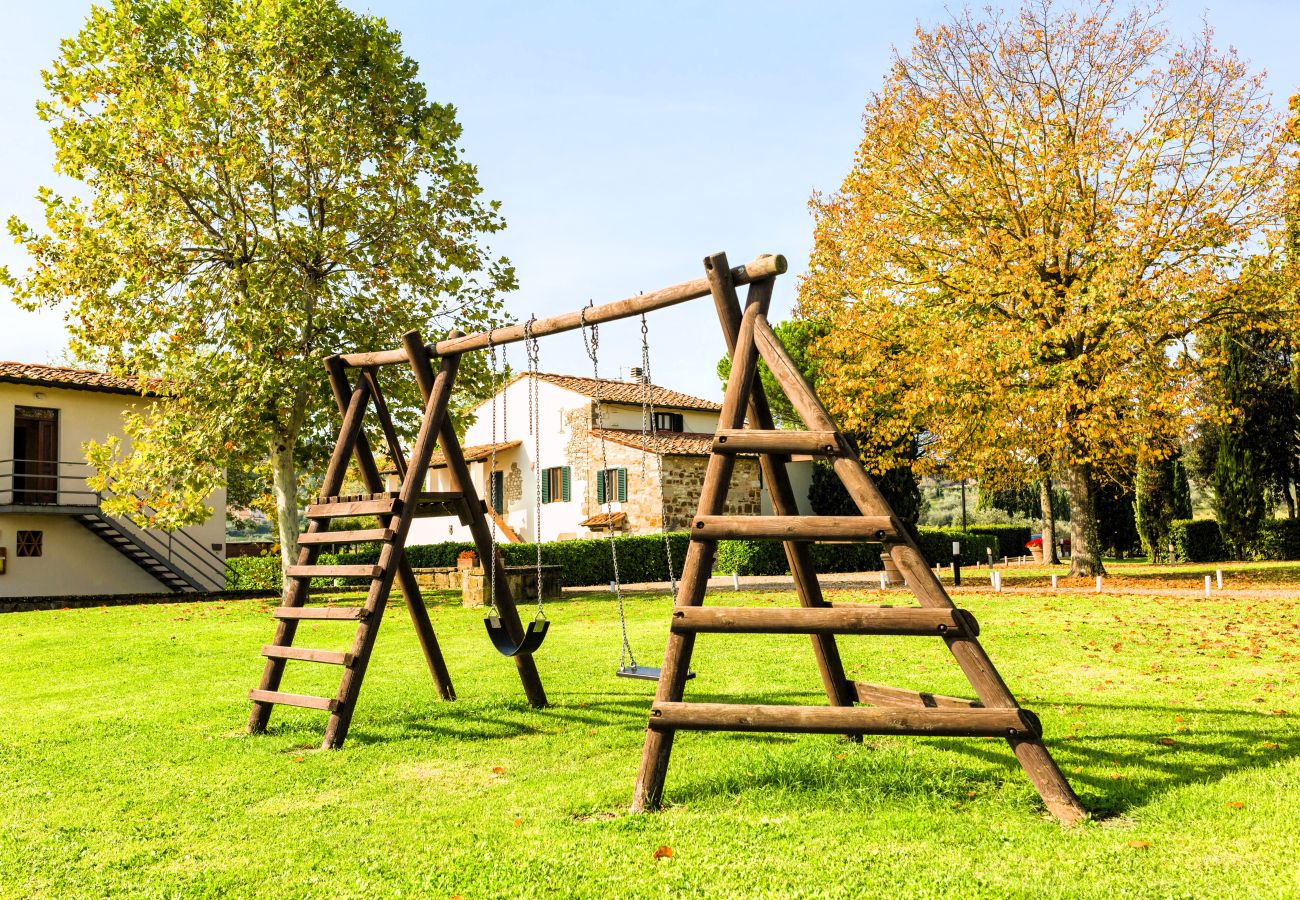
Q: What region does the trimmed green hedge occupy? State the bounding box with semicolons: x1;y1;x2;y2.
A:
1170;518;1300;563
965;524;1033;558
226;534;692;591
713;528;999;577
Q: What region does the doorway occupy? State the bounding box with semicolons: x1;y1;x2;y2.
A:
13;406;59;504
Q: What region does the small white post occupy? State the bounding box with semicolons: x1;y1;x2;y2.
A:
609;580;617;592
1204;575;1212;598
732;572;740;591
993;571;1002;592
1216;569;1223;590
1051;574;1058;590
879;570;887;590
1095;575;1103;593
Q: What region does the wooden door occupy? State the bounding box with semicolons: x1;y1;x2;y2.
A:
13;406;58;504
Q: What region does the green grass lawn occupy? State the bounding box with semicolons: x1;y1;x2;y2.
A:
3;581;1298;898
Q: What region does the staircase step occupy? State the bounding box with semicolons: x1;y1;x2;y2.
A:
285;564;383;579
261;645;354;666
691;515;900;542
298;528;395;546
648;702;1034;737
670;605;975;636
712;429;842;455
273;606;369;620
248;689;338;711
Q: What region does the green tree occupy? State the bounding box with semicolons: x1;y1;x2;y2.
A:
1135;448;1184;562
3;0;512;587
716;317;829;428
1214;333;1268;557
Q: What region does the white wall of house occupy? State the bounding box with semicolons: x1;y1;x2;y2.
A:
0;381;226;596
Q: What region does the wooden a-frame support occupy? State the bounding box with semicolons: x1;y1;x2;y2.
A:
246;330;545;750
630;252;1087;825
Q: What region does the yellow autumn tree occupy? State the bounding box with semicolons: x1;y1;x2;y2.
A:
800;0;1287;574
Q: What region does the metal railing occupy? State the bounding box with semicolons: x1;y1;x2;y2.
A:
0;457;229;591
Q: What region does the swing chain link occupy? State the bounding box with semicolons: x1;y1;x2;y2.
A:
639;313;678;597
486;328;499;619
582;303;634;671
525;315;545;619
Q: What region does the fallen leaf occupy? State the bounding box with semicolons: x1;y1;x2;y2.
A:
492;766;505;775
1261;742;1279;749
513;818;523;826
1158;737;1176;747
1128;840;1150;849
292;756;305;763
653;846;674;861
1225;801;1244;809
835;752;848;760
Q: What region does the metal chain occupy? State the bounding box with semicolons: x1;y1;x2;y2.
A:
581;304;633;670
525;315;544;619
640;313;678;597
486;329;499;616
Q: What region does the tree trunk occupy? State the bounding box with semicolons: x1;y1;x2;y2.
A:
270;438;301;602
1039;475;1060;565
1066;461;1105;576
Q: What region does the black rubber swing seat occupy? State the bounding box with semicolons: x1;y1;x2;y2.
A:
617;664;696;682
484;613;549;657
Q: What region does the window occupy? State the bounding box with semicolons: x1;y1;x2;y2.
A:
16;530;42;558
541;466;570;503
489;470;505;515
595;467;627;504
653;411;684;433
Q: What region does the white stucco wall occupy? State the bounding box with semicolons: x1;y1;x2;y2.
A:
0;381;227;596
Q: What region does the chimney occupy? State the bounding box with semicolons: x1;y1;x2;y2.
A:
628;366;647;383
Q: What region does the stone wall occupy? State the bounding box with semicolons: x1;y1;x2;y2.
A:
661;455;761;530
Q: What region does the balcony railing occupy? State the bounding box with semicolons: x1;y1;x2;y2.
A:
0;457;229;591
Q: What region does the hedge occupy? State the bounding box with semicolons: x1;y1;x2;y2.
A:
713;527;1000;577
1170;518;1300;563
964;524;1033;558
226;533;692;591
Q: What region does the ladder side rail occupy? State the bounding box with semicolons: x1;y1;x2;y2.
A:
632;280;768;813
248;372;373;734
751;315;1087;824
360;366;409;482
705;250;857;711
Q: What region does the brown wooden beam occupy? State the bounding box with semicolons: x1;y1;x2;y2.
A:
670;605;972;636
649;702;1035;737
712;429;840;455
691;514;899;543
853;681;983;710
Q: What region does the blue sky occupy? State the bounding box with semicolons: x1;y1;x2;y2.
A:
3;1;1299;401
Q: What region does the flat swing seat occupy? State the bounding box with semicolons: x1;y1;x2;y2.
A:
617;664;696;682
484;613;549;657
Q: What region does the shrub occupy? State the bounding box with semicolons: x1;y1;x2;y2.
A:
1248;520;1300;561
712;528;999;576
1169;519;1227;562
225;555;284;591
963;524;1033;558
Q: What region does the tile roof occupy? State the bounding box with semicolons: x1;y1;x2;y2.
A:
0;361;158;396
580;511;628;529
525;372;721;411
429;440;522;468
591;428;720;457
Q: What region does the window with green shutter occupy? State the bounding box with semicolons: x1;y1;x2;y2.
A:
596;468;627;504
541;467;570;503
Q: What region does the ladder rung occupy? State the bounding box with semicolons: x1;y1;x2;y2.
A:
319;490;401;503
670;605;975;636
298;528;395;545
691;515;900;542
712;429;842;455
286;564;383;579
648;702;1035;737
261;645;354;666
248;689;339;711
272;606;369;620
306;498;399;518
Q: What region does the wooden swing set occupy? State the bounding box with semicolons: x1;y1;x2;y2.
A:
246;251;1086;824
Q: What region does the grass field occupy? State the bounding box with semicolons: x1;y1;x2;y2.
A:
3;571;1299;898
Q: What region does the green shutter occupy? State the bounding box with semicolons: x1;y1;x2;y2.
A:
541;467;551;504
596;469;606;504
562;467;571;502
617;467;627;502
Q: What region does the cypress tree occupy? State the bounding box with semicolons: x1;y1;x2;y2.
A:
1213;334;1267;558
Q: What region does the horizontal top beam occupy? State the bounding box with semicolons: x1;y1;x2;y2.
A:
337;253;786;367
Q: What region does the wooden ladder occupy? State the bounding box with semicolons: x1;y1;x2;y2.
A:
247;331;546;750
631;253;1087;825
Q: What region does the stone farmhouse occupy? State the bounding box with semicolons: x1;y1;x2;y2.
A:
0;362;227;597
405;372;813;545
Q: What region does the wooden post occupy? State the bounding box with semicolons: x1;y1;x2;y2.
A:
705;250;857;713
751;316;1087;824
632;282;767;813
420;333;547;709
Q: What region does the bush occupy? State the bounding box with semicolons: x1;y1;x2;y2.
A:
964;524;1033;558
1169;519;1227;562
227;533;694;591
1248;520;1300;561
712;528;999;576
